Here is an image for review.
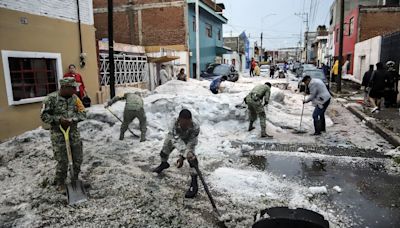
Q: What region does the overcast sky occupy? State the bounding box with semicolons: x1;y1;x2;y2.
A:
219;0;334;50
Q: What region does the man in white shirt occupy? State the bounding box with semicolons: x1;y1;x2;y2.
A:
160;65;172;85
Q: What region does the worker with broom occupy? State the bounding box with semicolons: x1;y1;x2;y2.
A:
105;92;147;142
40;78;87;192
302;75;331;135
245;82;273;138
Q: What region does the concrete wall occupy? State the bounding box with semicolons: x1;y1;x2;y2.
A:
0;8;99;141
353;36;382;83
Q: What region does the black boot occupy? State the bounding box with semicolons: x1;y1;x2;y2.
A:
320;117;326;132
153;162;170;174
185;175;198;198
248;121;255;131
313;119;321;135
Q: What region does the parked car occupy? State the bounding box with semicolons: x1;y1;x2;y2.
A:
298;69;328;92
296;64;317;77
200;64;239;82
259;64;270;76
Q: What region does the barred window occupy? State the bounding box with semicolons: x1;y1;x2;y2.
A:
2;51;62;105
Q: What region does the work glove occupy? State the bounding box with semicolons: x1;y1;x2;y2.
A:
176;155;185;168
187;151;198;168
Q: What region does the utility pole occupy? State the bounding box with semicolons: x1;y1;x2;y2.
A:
337;0;345;93
295;12;309;63
195;0;200;80
260;32;263;62
108;0;115;98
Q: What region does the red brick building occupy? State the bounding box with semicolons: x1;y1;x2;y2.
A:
332;3;400;74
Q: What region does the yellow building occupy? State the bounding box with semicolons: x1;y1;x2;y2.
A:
0;0;99;141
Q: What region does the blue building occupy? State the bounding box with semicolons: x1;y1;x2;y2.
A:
187;0;228;78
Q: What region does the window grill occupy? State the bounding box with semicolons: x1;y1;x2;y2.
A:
99;53;148;86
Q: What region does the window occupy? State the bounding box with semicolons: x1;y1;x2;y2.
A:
193;16;196;32
218;29;221;40
349;17;354;36
206;23;212;38
1;51;62;105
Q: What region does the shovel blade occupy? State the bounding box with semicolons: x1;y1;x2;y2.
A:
66;180;88;205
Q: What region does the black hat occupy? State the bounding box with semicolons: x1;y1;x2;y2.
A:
302;75;311;82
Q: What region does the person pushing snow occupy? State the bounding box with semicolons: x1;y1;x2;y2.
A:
105;92;147;142
153;109;201;198
245;82;273;138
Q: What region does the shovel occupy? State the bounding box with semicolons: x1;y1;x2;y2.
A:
293;94;307;134
106;108;139;138
192;162;227;228
59;125;88;205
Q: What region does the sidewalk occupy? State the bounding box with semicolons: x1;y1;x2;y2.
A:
332;79;400;147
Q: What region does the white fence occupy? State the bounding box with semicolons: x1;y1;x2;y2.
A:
99;53;148;86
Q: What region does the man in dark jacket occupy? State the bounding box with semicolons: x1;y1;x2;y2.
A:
384;61;399;107
369;62;386;113
210;76;227;94
361;65;374;106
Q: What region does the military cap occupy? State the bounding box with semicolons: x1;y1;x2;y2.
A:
60;77;78;87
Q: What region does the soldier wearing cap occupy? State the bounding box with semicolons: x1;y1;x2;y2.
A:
40;77;87;191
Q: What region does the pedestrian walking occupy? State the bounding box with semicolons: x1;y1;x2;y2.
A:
250;58;256;77
302;75;331;135
153;109;201;198
361;65;374;106
210;76;227;94
321;63;329;77
40;78;87;192
369;62;386;113
384;61;399;107
160;65;172;85
270;65;275;78
245;82;273;138
177;68;187;81
254;62;261;76
64;64;87;100
105;92;147;142
331;58;339;83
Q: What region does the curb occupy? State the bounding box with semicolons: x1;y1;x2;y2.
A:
347;105;400;147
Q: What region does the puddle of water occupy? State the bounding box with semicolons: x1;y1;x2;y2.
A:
247;154;400;227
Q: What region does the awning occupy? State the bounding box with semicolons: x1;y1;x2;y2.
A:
216;46;232;56
147;55;180;63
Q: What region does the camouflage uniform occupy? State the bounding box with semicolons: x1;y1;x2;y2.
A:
161;118;200;175
40;84;86;186
107;93;147;140
245;84;271;135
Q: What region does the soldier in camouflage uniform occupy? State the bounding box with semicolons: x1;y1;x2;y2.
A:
153;109;201;198
40;78;87;191
245;82;273;138
105;92;147;142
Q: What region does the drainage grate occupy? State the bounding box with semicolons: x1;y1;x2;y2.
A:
231;141;389;159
